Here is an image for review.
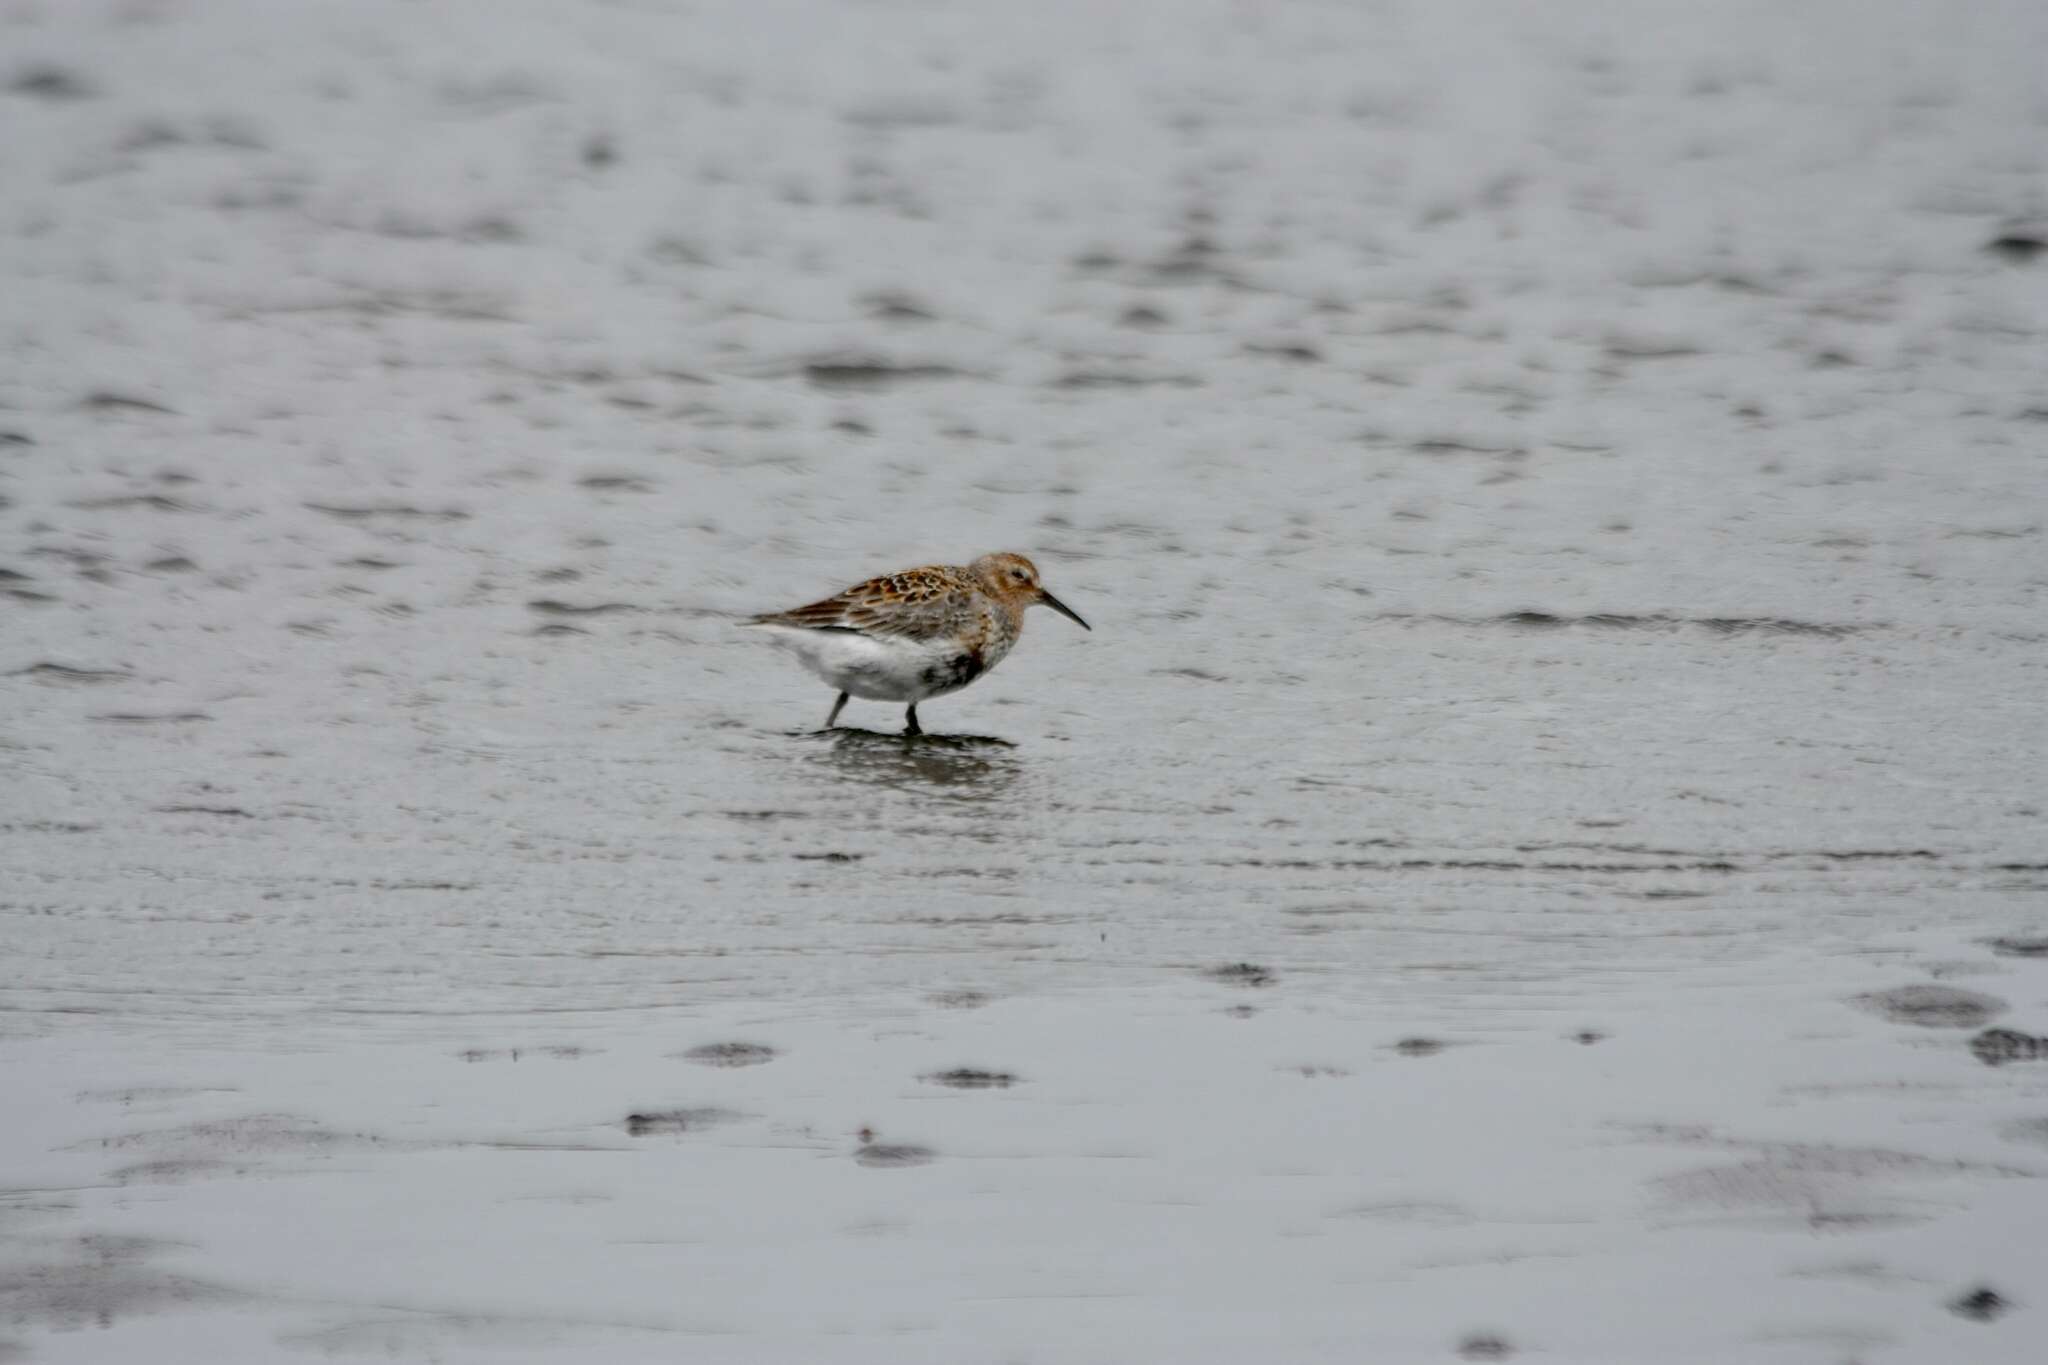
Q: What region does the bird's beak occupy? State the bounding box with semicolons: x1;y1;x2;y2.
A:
1038;588;1090;631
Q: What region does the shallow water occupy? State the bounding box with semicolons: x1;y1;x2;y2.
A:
5;0;2048;1360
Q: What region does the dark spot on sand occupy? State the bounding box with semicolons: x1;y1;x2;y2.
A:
1948;1286;2012;1321
1149;236;1223;283
93;711;211;725
682;1042;778;1068
1970;1028;2048;1066
862;290;935;321
306;502;469;522
582;134;617;168
1499;610;1563;629
80;391;176;414
623;1108;739;1137
2000;1116;2048;1148
1986;935;2048;959
1571;1030;1607;1045
924;1068;1019;1090
0;1234;236;1333
527;599;638;617
856;1142;936;1168
1410;437;1517;457
76;1085;238;1106
1206;962;1276;988
1458;1334;1515;1360
803;361;966;390
1246;341;1323;363
1985;234;2044;264
70;494;196;512
792;851;865;863
110;1157;236;1185
145;556;198;573
461;215;523;244
1395;1037;1448;1057
1491;611;1864;637
9;662;129;684
1798;848;1943;863
929;990;991;1010
1647;1140;2019;1232
9;65;96;101
1053;369;1201;390
1854;985;2007;1029
80;1113;381;1156
647;237;713;267
157;805;255;819
461;1046;588;1063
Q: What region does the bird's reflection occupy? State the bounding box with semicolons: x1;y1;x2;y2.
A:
792;726;1023;798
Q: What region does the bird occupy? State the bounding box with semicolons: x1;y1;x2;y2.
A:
741;552;1089;735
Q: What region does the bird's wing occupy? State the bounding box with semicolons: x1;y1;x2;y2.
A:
748;567;977;642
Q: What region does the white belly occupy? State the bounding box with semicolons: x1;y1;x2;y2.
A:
750;624;975;702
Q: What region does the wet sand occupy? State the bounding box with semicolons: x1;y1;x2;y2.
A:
5;0;2048;1360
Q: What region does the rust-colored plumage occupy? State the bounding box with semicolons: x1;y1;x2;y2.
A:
752;566;997;641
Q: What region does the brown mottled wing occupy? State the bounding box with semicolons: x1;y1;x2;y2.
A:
750;567;977;642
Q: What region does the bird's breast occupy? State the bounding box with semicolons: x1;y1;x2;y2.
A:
917;649;985;695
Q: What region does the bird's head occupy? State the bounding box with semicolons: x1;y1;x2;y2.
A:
970;552;1089;630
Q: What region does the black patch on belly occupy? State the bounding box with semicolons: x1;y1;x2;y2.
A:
919;652;983;694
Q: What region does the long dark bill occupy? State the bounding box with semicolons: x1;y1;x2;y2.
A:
1040;589;1090;631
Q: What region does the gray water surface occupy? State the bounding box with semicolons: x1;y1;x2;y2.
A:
4;0;2046;1359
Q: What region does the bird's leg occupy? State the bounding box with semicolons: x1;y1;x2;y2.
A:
825;692;849;729
904;704;922;737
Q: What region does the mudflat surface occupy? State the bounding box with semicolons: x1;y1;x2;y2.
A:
4;1;2047;1360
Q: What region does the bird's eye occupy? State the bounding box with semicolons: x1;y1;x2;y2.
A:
1011;568;1027;581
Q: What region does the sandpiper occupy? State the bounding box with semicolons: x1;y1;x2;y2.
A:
742;552;1089;734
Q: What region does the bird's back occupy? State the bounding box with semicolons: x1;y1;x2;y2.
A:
745;565;986;643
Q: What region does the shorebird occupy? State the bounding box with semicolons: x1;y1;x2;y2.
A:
742;552;1089;735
